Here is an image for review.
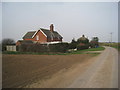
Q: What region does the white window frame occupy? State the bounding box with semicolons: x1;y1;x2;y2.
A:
36;35;39;40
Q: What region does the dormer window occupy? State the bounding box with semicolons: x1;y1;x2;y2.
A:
36;35;39;40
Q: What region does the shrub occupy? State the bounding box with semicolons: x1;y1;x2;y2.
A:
90;37;99;48
76;35;90;50
49;43;69;53
77;43;89;50
69;43;77;49
19;43;48;53
69;38;77;49
77;35;89;44
90;41;99;48
18;43;69;53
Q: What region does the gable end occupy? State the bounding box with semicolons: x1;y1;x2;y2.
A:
40;29;47;37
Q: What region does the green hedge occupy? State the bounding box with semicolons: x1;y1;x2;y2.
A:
19;44;48;53
77;43;89;50
18;43;69;53
49;43;69;53
90;41;99;48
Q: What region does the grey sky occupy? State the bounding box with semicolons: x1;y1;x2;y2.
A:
2;2;118;42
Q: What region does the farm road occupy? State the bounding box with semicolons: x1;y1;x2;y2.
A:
25;47;118;88
68;47;118;88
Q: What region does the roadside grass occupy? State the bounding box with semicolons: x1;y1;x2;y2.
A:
78;46;105;51
112;43;120;51
111;46;120;51
87;52;101;57
2;46;104;55
69;46;105;55
99;42;120;51
109;43;120;51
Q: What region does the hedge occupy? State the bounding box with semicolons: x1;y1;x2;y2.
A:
19;43;48;53
18;43;69;53
49;43;69;53
77;43;89;50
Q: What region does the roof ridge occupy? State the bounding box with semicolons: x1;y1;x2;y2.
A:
40;28;57;32
40;28;50;31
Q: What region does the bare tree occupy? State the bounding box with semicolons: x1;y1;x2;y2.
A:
2;38;15;51
2;38;15;45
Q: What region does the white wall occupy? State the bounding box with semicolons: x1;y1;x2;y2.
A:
6;46;16;51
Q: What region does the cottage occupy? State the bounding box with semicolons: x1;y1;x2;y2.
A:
16;24;63;45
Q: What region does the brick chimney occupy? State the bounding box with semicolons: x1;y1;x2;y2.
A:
50;24;54;32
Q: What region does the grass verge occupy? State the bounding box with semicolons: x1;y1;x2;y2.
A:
99;42;120;51
78;46;105;51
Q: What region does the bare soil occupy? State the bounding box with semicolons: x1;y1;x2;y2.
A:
2;54;94;88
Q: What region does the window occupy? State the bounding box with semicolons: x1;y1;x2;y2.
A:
36;35;39;40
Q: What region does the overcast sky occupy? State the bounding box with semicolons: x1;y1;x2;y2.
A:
2;2;118;42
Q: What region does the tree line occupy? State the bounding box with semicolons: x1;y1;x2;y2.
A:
69;35;99;50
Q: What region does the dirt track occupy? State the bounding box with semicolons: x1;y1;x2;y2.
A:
2;47;118;88
2;53;94;88
68;47;118;88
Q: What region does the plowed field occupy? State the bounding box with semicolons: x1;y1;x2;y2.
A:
2;54;93;88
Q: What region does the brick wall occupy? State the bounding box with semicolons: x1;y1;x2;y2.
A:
24;31;47;43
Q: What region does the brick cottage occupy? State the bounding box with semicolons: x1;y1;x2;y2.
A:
16;24;63;46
